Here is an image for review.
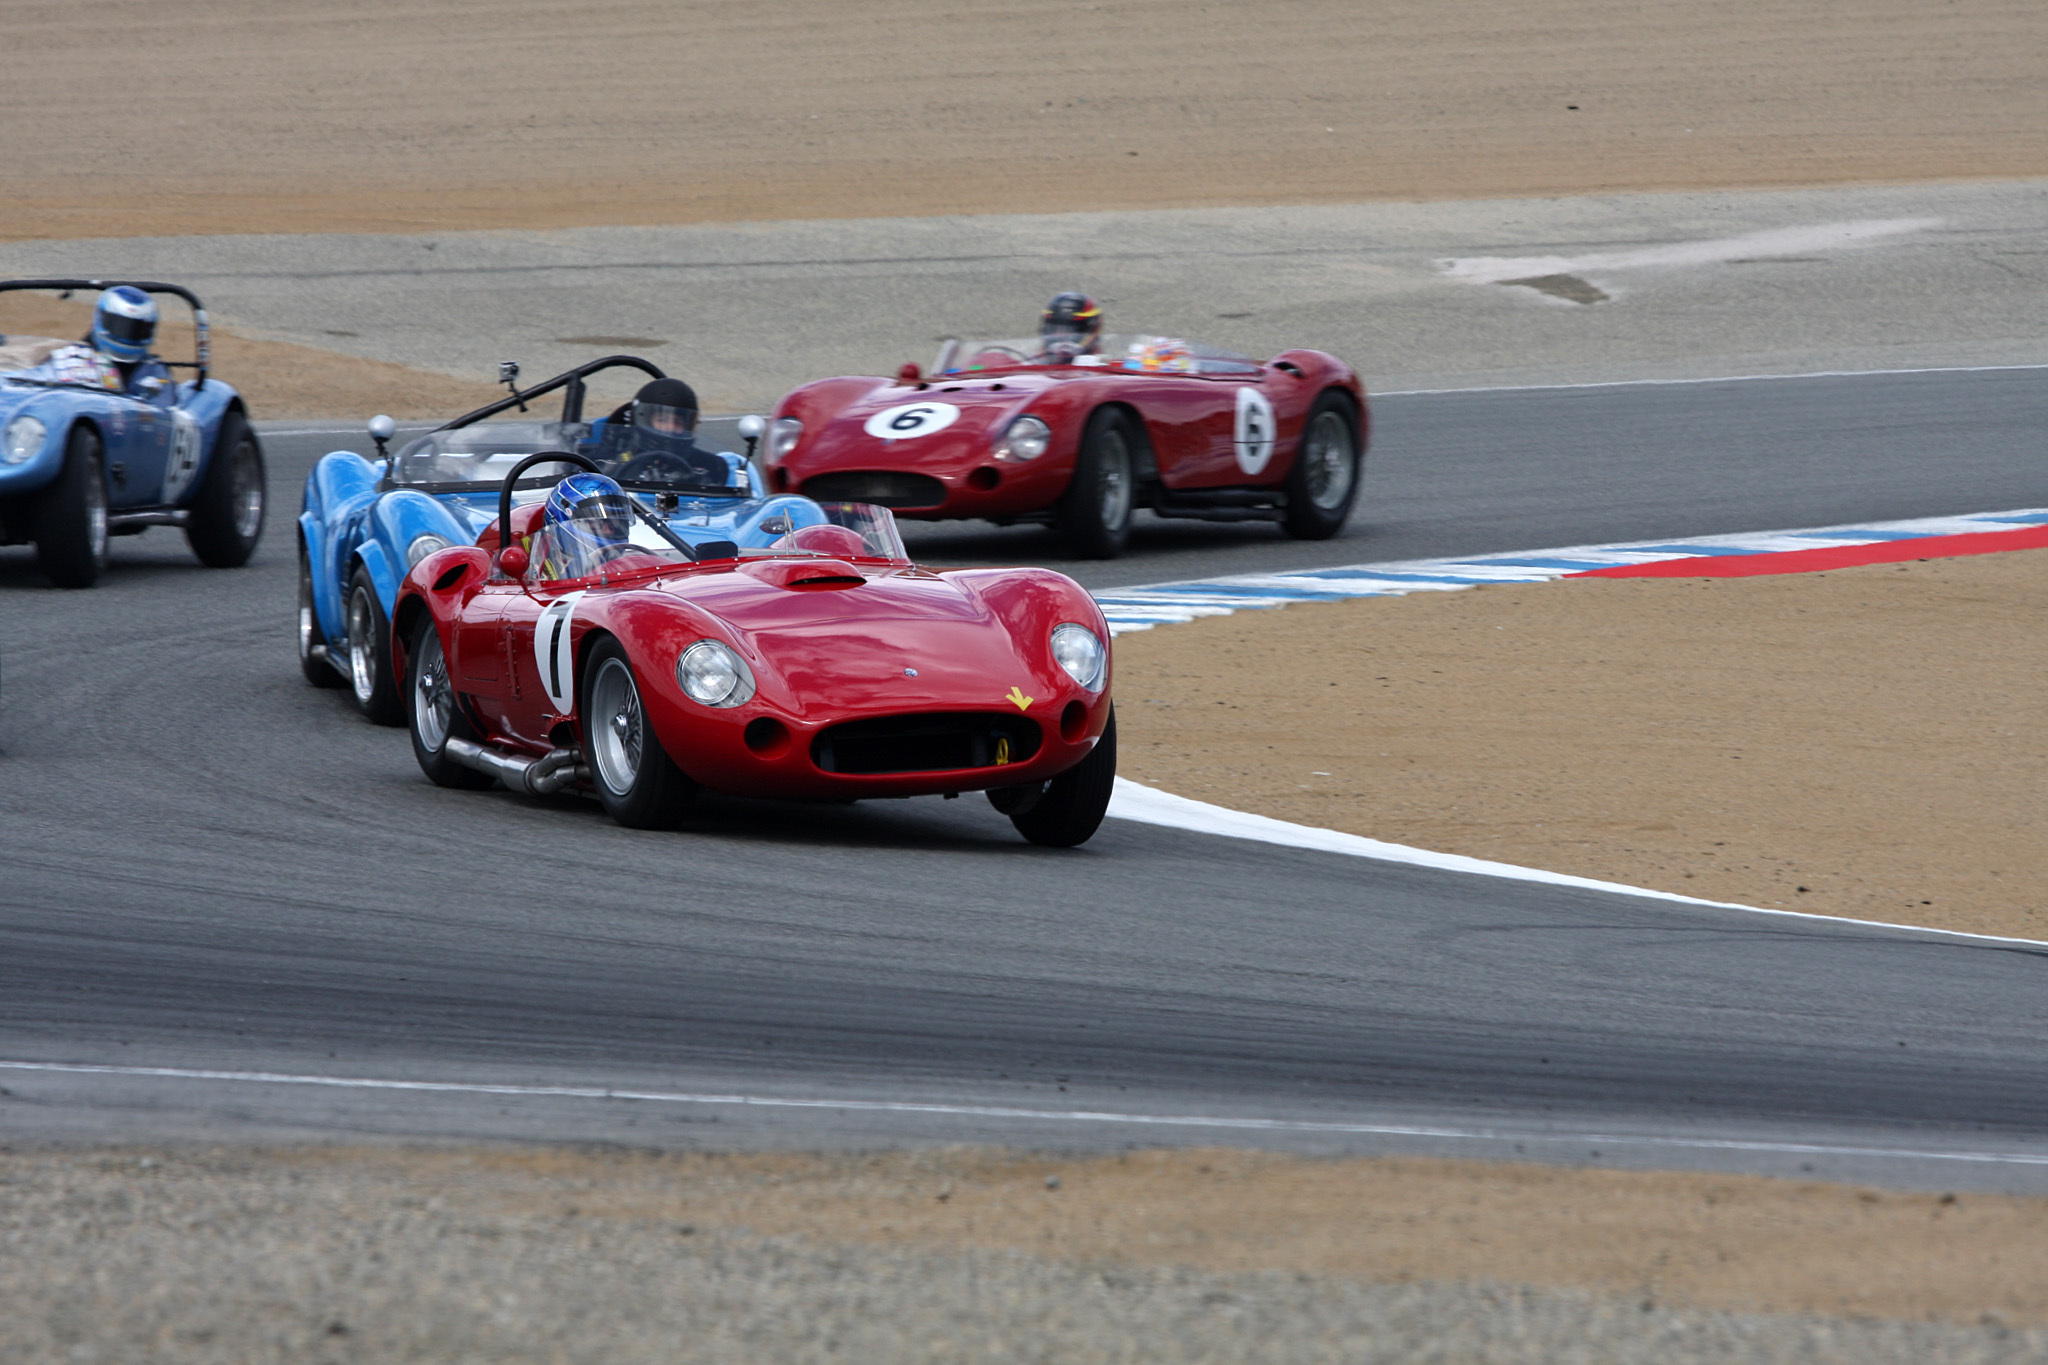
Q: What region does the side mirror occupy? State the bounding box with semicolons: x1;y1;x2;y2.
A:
498;545;529;578
736;413;765;463
367;413;396;459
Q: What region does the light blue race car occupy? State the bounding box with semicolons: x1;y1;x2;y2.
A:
0;279;265;587
299;353;831;724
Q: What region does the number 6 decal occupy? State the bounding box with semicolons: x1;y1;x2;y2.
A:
1233;387;1276;476
863;401;962;440
534;591;586;713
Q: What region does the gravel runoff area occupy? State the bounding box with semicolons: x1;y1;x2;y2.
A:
5;1146;2047;1364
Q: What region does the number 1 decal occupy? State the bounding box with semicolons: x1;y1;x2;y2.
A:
533;591;586;713
1233;387;1277;476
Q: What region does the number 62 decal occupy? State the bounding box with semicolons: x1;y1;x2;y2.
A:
863;401;962;440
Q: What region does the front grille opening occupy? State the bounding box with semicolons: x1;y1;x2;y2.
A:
813;712;1043;775
802;471;948;509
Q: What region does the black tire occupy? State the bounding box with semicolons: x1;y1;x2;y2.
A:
1009;706;1116;848
580;635;695;829
1281;391;1362;540
344;565;403;725
34;425;109;589
298;541;343;688
1057;408;1137;559
405;616;493;790
186;410;266;567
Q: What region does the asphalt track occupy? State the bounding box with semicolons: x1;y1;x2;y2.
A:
3;367;2047;1189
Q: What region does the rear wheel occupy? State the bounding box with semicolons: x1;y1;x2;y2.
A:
406;617;493;789
1008;707;1116;848
1281;392;1361;540
186;410;266;567
581;636;695;829
35;425;109;588
1057;409;1137;558
299;542;343;688
345;565;403;725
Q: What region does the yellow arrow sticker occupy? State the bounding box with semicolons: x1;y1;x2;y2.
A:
1005;685;1034;711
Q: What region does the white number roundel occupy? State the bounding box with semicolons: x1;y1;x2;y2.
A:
863;401;961;441
534;591;586;714
1233;387;1277;476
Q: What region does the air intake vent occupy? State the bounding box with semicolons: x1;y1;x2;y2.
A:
802;471;947;509
813;711;1043;775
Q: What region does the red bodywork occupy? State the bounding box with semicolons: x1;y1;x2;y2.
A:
392;538;1113;801
766;348;1366;521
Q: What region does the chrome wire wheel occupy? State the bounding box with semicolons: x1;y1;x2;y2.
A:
347;583;378;704
588;656;645;796
230;443;264;541
1096;429;1133;529
1302;409;1356;512
412;627;454;753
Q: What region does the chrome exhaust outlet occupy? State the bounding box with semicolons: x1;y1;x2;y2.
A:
444;738;589;795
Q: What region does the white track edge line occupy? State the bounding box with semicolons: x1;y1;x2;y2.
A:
1105;780;2048;949
4;1060;2042;1167
1375;361;2048;397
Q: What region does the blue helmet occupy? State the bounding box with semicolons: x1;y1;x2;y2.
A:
539;472;635;579
92;285;158;364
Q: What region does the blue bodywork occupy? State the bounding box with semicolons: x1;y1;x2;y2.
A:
301;430;838;664
0;362;244;526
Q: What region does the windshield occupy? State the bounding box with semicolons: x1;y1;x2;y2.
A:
391;421;583;485
525;498;909;583
392;416;750;496
936;333;1263;377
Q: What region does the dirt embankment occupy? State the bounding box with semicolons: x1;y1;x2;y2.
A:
5;0;2045;241
0;294;501;419
1116;548;2048;940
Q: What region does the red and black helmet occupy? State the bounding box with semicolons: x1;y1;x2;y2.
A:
1040;292;1103;349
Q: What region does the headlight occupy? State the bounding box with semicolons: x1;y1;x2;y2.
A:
2;415;47;465
764;417;803;465
676;639;757;708
1050;622;1106;691
405;533;453;569
994;415;1050;461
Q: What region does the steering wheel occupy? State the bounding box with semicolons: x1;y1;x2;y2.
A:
615;450;704;485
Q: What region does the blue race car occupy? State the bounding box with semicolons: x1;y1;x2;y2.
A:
0;279;264;587
300;353;822;723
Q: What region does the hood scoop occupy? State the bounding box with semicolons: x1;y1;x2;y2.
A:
739;558;866;591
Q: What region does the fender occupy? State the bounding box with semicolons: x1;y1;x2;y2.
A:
367;488;472;613
303;451;381;650
0;389;80;499
392;545;492;691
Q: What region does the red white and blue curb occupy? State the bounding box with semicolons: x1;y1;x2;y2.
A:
1092;506;2048;635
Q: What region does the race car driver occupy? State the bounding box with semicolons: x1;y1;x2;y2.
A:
1038;291;1103;363
598;377;732;487
36;286;172;397
536;471;639;580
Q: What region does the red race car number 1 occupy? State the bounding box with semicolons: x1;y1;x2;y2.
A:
863;401;961;441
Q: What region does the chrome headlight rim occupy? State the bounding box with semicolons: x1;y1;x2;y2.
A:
1050;622;1107;692
675;638;758;708
994;414;1051;461
405;532;454;569
764;417;803;465
2;414;47;466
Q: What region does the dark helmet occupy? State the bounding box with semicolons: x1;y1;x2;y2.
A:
92;285;158;364
1040;292;1103;361
539;471;635;578
632;377;699;440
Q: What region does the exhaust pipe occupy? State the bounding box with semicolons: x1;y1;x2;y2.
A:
445;738;588;795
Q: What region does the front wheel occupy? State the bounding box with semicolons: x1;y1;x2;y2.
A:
1281;392;1362;541
34;425;109;588
186;410;266;567
581;636;695;829
406;617;493;789
345;565;403;725
1008;707;1116;848
1057;409;1137;559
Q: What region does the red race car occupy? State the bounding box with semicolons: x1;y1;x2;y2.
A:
392;454;1117;846
761;324;1368;557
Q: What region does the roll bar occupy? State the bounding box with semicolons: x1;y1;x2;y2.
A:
0;278;212;389
438;354;667;433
